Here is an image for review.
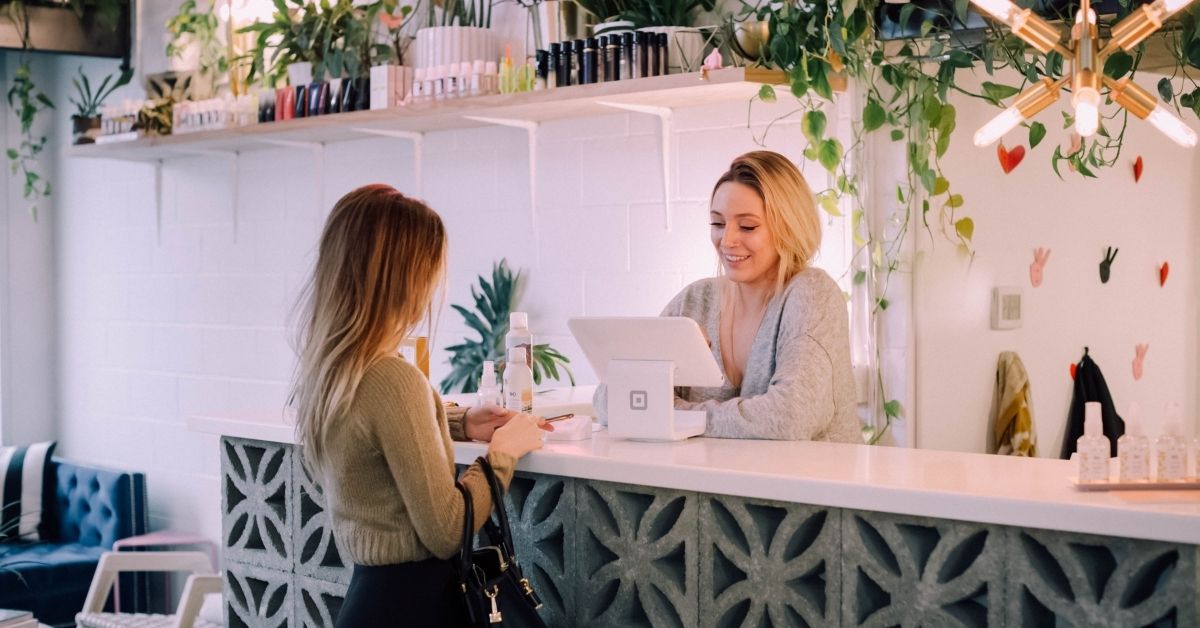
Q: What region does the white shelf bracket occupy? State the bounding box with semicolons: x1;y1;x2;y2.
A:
598;102;675;231
153;159;163;244
349;128;424;198
462;116;540;245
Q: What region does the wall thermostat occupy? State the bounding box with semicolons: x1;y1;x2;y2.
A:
991;286;1022;330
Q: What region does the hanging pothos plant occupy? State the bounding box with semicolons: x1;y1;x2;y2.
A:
2;0;126;221
732;0;1197;442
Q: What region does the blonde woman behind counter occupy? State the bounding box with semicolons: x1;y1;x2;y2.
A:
596;151;861;443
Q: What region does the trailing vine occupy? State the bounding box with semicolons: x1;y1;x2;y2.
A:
733;0;1198;442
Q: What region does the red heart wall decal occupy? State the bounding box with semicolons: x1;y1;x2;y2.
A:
1160;261;1169;287
997;142;1025;174
1069;363;1078;380
1134;156;1144;182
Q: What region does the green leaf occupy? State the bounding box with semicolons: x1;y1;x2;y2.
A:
853;270;867;285
1029;121;1046;149
863;97;886;132
758;84;776;103
955;216;974;241
876;297;890;310
802;109;828;144
933;177;949;195
890;129;904;142
1103;51;1133;80
947;50;974;68
981;81;1020;104
1158;77;1174;103
817;191;843;216
883;399;904;418
817;139;843;172
947;194;964;208
5;149;15;160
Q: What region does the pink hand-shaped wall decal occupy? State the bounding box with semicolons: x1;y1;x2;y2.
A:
1132;343;1149;381
1030;247;1050;288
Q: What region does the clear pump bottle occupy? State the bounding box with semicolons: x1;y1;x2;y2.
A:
503;347;533;414
1156;403;1188;481
1077;401;1110;483
505;311;533;372
477;360;501;408
1118;402;1150;482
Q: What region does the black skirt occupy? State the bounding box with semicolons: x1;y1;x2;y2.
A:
336;558;468;627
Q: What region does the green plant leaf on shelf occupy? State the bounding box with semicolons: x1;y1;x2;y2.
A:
955;216;974;241
883;399;904;419
758;84;777;103
933;177;949;195
817;138;843;172
981;81;1020;105
1103;51;1134;80
1157;77;1174;103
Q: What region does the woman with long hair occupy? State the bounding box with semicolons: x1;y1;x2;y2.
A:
597;151;861;442
291;184;548;626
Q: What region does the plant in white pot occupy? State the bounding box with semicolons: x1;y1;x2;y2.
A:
414;0;498;69
620;0;715;72
165;0;228;99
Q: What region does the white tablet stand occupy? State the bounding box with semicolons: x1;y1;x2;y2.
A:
568;317;724;442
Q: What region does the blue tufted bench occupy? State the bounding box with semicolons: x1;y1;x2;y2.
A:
0;459;147;627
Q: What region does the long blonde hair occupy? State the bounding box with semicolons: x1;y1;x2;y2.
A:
711;151;821;294
291;184;447;471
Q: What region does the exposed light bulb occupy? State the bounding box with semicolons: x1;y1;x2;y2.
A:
1156;0;1196;15
974;107;1024;147
1146;105;1198;147
1073;88;1101;137
1074;7;1097;23
970;0;1018;22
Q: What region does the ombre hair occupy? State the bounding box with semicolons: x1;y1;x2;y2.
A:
711;151;821;294
291;184;447;471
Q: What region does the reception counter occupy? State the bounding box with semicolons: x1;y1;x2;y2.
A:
192;415;1200;627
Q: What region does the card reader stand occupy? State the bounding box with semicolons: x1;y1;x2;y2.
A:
607;359;706;441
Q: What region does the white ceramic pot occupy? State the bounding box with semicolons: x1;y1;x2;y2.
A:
415;26;497;70
593;19;635;39
638;26;705;73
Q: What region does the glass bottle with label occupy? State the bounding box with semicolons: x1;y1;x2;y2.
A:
503;348;533;414
1118;402;1150;482
1156;403;1187;481
1077;401;1110;483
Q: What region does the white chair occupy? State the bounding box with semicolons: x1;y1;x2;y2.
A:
75;551;222;628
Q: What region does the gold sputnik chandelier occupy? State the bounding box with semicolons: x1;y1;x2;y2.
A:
969;0;1198;147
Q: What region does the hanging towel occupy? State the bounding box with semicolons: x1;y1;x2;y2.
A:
991;351;1037;456
1060;348;1125;459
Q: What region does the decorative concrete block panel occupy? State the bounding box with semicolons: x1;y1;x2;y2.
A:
224;562;292;628
1008;527;1198;627
841;510;1004;627
501;472;576;627
292;453;350;584
294;574;349;628
574;479;698;628
222;437;292;571
698;495;840;627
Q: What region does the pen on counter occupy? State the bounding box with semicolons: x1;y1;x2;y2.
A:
544;413;575;423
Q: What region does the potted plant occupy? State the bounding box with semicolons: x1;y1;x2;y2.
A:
68;65;133;145
368;3;420;109
620;0;714;72
414;0;498;69
165;0;229;100
441;260;574;394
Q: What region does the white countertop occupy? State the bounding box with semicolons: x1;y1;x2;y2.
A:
190;410;1200;545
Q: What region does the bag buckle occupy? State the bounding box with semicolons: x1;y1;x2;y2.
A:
520;577;544;609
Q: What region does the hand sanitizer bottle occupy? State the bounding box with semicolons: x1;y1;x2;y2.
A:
477;360;501;408
1156;403;1187;481
503;348;533;414
1077;401;1110;483
1118;402;1150;482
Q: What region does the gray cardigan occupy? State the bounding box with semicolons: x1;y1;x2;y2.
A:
594;269;862;443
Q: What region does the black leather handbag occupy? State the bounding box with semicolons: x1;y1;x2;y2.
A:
454;456;548;628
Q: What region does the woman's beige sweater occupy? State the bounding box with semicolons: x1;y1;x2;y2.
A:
318;356;516;565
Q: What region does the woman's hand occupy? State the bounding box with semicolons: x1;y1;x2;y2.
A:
488;412;550;459
465;405;555;442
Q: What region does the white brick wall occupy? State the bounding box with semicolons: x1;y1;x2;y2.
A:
49;56;835;541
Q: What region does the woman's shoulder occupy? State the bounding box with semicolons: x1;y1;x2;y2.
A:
781;267;842;301
358;355;430;401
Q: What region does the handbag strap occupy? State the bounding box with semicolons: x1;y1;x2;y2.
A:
455;480;475;582
475;455;517;561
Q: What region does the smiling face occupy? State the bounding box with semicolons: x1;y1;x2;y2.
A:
710;181;780;288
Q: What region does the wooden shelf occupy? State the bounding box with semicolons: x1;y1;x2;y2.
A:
67;67;785;162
